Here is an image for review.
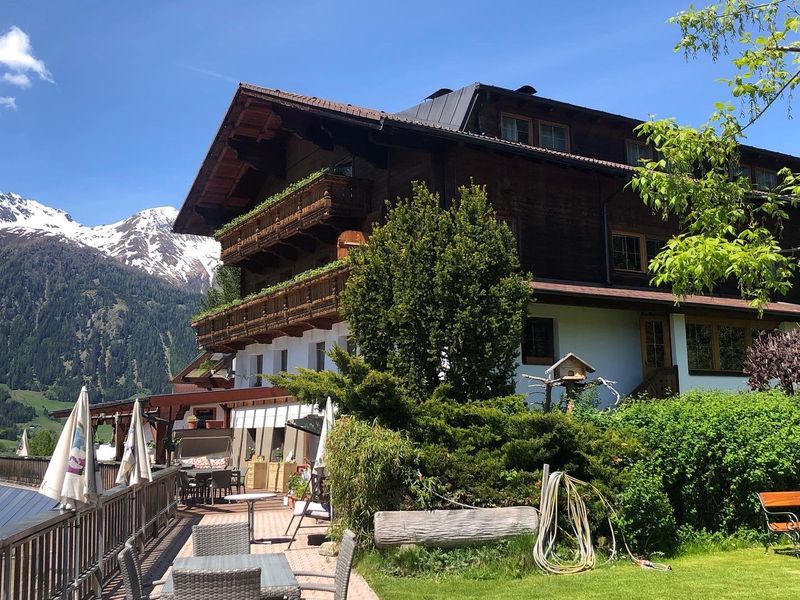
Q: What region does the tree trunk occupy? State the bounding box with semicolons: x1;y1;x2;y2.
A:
374;506;539;548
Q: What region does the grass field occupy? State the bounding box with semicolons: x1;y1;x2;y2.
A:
0;385;76;453
359;548;800;600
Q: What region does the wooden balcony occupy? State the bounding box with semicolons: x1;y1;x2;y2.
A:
193;264;350;351
217;173;372;265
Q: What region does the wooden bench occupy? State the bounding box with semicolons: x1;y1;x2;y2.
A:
758;491;800;556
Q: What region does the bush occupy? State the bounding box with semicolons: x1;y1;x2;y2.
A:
615;390;800;533
325;417;416;544
617;461;678;556
28;429;55;456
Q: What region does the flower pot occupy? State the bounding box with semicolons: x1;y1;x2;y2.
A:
187;421;197;430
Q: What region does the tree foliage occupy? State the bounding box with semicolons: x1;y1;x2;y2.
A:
340;182;530;401
199;265;241;314
745;327;800;393
631;1;800;308
28;429;56;457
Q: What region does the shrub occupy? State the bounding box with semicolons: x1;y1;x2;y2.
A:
28;429;55;456
615;390;800;533
325;417;416;544
745;328;800;394
617;461;678;556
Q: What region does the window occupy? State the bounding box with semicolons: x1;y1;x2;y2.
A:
280;349;288;372
254;354;263;387
641;318;670;369
612;234;642;272
315;341;326;371
646;239;666;263
346;337;357;356
522;317;555;365
538;122;569;152
685;318;777;373
626;141;653;166
500;114;531;144
754;168;778;190
732;164;752;181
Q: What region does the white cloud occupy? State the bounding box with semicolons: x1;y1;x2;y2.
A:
2;72;31;88
0;26;52;83
0;96;17;111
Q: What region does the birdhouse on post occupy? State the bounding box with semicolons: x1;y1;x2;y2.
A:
545;353;595;382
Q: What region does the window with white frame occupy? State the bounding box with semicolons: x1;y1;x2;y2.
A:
625;141;653;166
254;354;263;387
538;122;569;152
500;114;531;144
611;233;643;272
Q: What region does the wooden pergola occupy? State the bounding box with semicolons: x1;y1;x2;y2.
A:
51;387;294;462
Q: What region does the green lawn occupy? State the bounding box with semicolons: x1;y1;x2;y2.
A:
359;548;800;599
0;385;76;453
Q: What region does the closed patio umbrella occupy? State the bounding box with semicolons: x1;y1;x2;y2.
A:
115;398;152;487
313;397;335;475
39;386;103;509
17;429;29;457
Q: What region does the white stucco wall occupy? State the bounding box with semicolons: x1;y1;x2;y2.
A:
515;303;643;407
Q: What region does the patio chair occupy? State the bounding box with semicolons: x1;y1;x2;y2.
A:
117;544;167;600
177;470;191;504
285;473;331;550
211;469;233;504
294;529;357;600
232;466;248;494
190;472;212;503
172;566;261;600
192;522;250;556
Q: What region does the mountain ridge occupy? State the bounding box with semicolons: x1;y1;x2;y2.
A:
0;192;219;292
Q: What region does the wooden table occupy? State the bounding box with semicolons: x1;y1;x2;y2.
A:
224;492;277;542
160;554;300;600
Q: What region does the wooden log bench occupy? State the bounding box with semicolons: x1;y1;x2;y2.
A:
758;491;800;557
374;506;539;549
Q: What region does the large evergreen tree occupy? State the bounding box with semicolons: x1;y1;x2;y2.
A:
341;182;530;401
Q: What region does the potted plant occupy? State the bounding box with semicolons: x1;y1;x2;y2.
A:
186;415;198;430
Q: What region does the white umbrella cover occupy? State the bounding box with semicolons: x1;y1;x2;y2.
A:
39;386;103;509
115;399;153;486
314;397;336;474
17;429;29;457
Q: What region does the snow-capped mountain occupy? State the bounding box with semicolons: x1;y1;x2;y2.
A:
0;192;220;292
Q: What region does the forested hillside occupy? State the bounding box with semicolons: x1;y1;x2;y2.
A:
0;232;201;403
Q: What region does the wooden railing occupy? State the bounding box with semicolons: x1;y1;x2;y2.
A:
0;457;122;491
217;173;372;265
0;466;179;600
194;264;350;351
629;365;679;400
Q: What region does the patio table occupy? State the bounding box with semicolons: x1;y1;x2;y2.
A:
225;492;278;542
160;553;300;600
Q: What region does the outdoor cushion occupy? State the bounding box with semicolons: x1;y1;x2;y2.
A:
192;456;211;469
180;458;195;467
209;457;227;470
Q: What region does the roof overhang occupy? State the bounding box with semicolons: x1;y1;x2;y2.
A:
531;279;800;319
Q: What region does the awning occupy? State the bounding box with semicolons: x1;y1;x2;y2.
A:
232;403;319;429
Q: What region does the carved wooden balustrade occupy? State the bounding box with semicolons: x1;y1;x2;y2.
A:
217;173;372;265
193;264;350;351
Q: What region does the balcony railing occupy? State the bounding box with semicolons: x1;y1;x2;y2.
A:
194;264;350;351
217;173;372;265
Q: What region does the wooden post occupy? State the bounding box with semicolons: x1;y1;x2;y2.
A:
114;418;126;462
540;463;550;514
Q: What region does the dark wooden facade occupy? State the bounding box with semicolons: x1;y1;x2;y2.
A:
174;83;800;352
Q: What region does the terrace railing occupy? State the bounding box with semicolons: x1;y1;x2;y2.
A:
0;465;179;600
193;263;350;351
0;457;122;491
217;173;372;265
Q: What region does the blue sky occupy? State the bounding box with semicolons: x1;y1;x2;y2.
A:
0;1;794;225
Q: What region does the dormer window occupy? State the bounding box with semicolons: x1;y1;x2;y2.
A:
538;121;569;152
754;168;778;190
625;140;653;166
501;114;531;144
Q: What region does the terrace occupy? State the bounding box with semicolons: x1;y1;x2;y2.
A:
192;262;350;352
0;457;377;600
216;172;372;267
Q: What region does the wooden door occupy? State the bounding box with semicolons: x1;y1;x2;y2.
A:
640;316;672;376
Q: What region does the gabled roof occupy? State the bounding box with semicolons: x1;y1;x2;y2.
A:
545;352;596;375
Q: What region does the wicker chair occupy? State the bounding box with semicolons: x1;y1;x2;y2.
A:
172;566;261;600
190;472;212;503
294;529;356;600
232;466;248;494
192;522;250;557
117;544;166;600
177;470;191;504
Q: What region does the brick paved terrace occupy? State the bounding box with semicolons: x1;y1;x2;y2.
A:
102;498;378;600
